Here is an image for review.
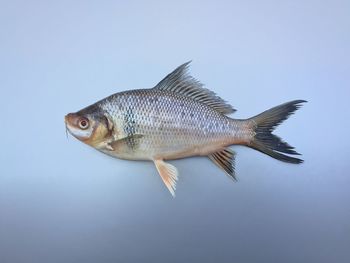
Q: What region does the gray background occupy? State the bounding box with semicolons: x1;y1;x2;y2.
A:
1;0;349;262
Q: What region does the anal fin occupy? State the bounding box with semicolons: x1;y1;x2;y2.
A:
208;148;236;180
154;159;179;197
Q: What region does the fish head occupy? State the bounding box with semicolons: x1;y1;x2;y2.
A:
65;106;113;147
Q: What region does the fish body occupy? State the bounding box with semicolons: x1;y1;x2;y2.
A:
65;62;306;196
92;89;247;160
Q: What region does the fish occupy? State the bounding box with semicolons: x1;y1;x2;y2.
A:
65;62;306;196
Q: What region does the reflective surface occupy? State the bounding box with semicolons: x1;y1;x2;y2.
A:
0;1;349;262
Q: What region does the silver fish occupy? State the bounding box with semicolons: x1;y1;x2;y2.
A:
65;62;306;196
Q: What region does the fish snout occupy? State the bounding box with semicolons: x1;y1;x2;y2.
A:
65;113;78;126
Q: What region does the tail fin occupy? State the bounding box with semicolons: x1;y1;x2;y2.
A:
248;100;306;164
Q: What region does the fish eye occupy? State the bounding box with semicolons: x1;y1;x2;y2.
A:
78;117;89;129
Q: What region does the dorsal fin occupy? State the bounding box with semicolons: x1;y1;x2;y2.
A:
152;62;236;115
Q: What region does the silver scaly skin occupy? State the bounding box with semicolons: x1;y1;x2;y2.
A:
98;90;249;160
65;62;306;196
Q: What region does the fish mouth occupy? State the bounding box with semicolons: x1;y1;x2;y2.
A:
64;114;70;138
64;117;69;139
64;113;76;137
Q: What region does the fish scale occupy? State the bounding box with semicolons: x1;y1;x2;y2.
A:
100;89;236;160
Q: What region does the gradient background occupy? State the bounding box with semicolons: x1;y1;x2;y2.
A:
1;0;349;262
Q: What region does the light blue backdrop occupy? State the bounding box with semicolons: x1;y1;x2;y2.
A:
1;0;349;262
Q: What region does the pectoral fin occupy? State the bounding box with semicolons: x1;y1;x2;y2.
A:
208;148;236;180
106;134;144;151
154;159;178;197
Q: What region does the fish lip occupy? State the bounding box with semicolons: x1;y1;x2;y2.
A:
65;114;71;138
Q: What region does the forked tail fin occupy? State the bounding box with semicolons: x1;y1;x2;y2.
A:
248;100;306;164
